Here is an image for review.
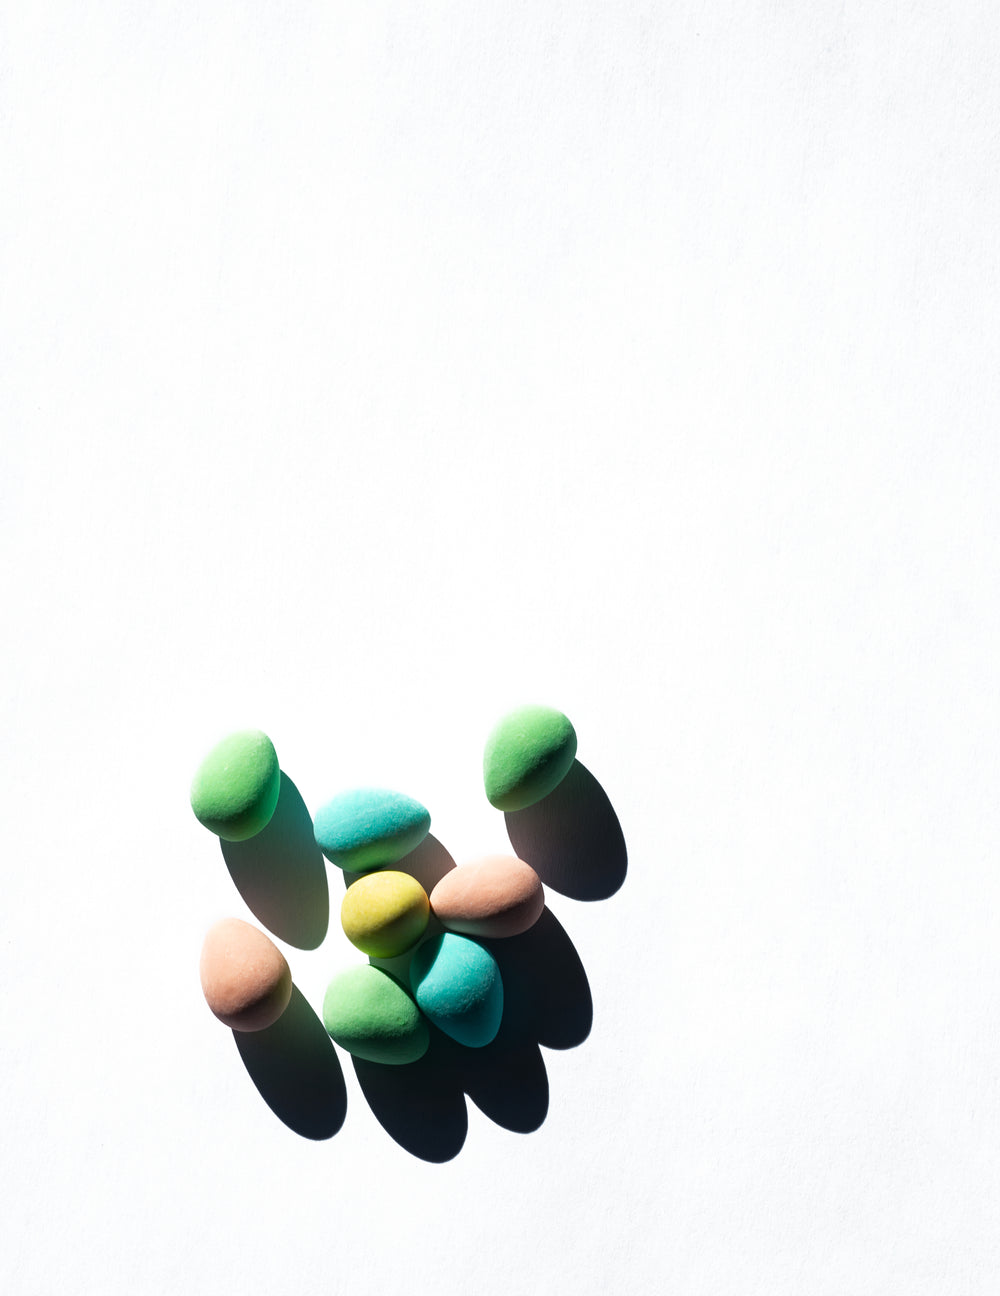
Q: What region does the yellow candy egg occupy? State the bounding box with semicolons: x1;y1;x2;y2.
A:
341;870;430;959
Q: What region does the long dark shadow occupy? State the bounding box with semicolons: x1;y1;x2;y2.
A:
484;905;593;1050
353;1031;468;1163
504;759;627;901
221;772;329;949
456;1029;549;1133
234;986;347;1140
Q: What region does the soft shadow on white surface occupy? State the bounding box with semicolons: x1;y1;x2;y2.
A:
505;759;628;900
233;985;347;1141
221;772;329;949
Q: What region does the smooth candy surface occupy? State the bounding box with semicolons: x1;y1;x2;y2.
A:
200;918;292;1032
313;788;430;873
429;855;544;938
483;705;577;811
341;870;430;958
410;933;503;1048
190;730;281;841
322;965;429;1065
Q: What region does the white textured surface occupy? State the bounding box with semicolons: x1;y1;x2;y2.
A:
3;3;999;1292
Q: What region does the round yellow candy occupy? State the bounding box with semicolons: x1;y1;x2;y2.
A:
341;870;430;959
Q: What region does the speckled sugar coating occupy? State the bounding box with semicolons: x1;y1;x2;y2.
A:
190;729;281;841
322;965;429;1064
430;855;544;938
483;705;577;811
199;917;292;1032
313;788;430;872
341;870;430;958
410;932;504;1048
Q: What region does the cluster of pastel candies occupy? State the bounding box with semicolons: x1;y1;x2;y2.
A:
194;705;578;1066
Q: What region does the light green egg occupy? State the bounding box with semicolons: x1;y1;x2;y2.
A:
190;729;281;841
322;965;429;1065
483;705;577;811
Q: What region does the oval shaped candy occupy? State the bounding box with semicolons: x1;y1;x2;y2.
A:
313;788;430;873
322;965;429;1065
190;729;281;841
429;855;544;938
410;933;503;1048
200;917;292;1032
483;705;577;811
341;870;430;958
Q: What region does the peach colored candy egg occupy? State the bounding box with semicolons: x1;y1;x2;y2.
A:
199;918;292;1031
429;855;544;938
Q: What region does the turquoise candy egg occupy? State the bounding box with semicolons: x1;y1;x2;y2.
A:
483;705;577;811
313;788;431;873
409;932;503;1048
322;965;429;1065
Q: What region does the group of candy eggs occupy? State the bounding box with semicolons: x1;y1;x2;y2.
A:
194;705;578;1065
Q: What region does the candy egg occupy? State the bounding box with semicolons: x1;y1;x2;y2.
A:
429;855;544;938
322;965;429;1065
313;788;430;873
341;870;430;958
199;918;292;1032
410;933;503;1048
190;730;281;841
483;705;577;811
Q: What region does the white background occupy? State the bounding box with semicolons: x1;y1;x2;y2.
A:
3;2;1000;1292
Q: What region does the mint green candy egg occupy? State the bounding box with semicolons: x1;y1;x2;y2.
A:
483;705;577;811
322;965;429;1065
190;729;281;842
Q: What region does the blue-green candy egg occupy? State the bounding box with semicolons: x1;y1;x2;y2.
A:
409;932;503;1048
313;788;430;873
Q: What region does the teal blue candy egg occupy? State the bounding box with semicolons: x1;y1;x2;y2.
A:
409;932;503;1048
313;788;431;873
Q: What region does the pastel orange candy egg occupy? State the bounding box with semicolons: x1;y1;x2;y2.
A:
429;855;544;938
199;918;292;1032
